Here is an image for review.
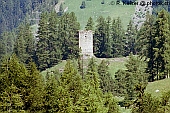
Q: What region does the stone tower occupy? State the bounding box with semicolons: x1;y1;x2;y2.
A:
79;30;93;59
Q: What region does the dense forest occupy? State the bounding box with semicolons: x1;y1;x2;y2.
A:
1;0;170;112
0;0;58;34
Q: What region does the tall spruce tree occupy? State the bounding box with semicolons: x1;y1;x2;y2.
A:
94;16;112;58
98;60;114;93
114;54;148;107
103;16;112;58
43;75;59;112
111;17;125;57
58;60;83;112
152;9;170;80
36;12;50;71
78;57;108;113
136;12;156;82
48;11;62;67
85;17;94;31
124;20;137;56
58;12;80;60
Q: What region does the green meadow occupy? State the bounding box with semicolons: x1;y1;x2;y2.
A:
63;0;135;29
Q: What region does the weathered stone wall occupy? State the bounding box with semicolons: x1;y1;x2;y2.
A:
79;30;93;59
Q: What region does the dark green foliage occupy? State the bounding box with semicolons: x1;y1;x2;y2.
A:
114;54;148;107
58;12;80;60
135;12;155;57
132;93;161;113
0;55;45;112
0;84;25;113
36;12;50;71
94;16;112;58
57;60;83;112
78;58;108;113
94;16;126;58
98;60;114;94
138;10;170;81
14;23;35;64
0;0;58;35
43;75;59;112
85;17;94;31
0;31;16;63
103;92;120;113
0;55;121;113
111;17;125;57
48;11;62;67
124;20;137;56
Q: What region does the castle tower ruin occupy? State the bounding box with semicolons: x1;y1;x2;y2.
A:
79;30;93;59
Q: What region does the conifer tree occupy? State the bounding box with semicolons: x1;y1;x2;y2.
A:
0;31;16;61
152;9;170;80
58;60;83;112
102;16;112;58
58;12;80;60
77;57;108;113
98;60;114;93
94;16;110;58
25;61;45;112
14;22;35;64
103;93;120;113
114;54;148;107
43;75;59;112
85;17;94;31
111;17;125;57
13;24;27;63
36;12;50;71
48;11;62;67
0;55;45;112
136;12;156;82
124;20;137;56
0;84;25;113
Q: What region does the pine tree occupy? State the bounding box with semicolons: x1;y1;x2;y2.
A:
124;20;137;56
58;60;83;112
152;9;170;80
77;57;108;113
23;23;35;63
24;61;45;112
48;11;62;67
0;84;25;113
102;16;112;58
85;17;94;31
13;24;27;63
0;31;16;61
43;75;59;112
98;60;114;93
94;16;108;57
136;12;156;82
111;17;125;57
58;12;80;60
114;54;148;107
36;12;50;71
103;92;120;113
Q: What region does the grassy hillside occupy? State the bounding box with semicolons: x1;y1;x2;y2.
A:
63;0;135;29
145;78;170;98
41;57;127;78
